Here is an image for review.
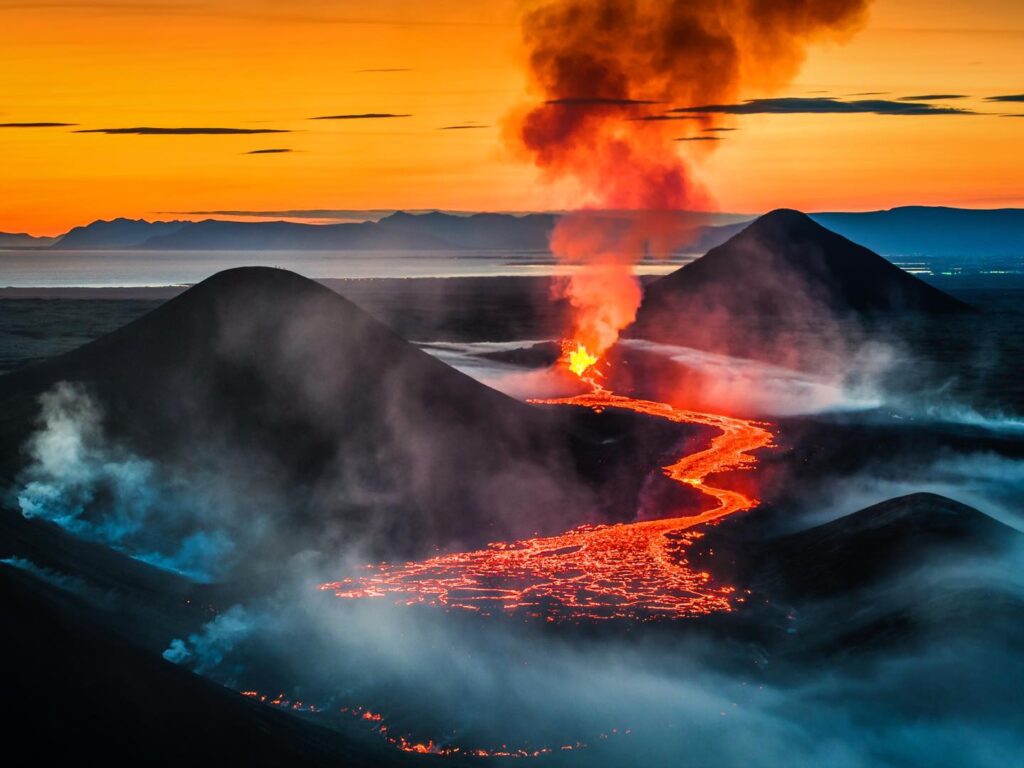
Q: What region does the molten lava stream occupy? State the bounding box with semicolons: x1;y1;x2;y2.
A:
321;372;773;621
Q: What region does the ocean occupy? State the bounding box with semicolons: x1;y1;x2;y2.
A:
0;248;688;288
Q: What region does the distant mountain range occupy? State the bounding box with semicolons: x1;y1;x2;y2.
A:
0;231;60;248
812;206;1024;259
4;206;1021;265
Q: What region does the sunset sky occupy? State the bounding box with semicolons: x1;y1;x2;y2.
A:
1;0;1021;236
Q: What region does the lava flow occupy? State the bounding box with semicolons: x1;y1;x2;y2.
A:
321;345;773;622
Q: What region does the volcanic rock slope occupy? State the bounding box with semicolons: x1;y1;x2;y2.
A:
0;267;604;565
634;208;971;339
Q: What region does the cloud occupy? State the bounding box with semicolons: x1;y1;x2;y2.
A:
244;148;293;154
899;94;968;101
702;127;736;132
987;94;1024;102
545;97;659;107
669;97;973;116
439;123;489;130
674;136;722;141
309;113;411;120
76;126;289;134
628;115;703;122
0;122;76;128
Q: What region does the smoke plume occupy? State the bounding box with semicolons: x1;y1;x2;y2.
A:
512;0;871;358
11;382;235;581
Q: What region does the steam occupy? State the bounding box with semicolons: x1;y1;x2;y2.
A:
512;0;872;356
163;605;254;676
11;382;234;581
162;554;1024;767
0;556;112;606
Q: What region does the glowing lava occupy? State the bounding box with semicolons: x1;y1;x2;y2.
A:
241;693;601;758
565;341;600;378
321;354;773;622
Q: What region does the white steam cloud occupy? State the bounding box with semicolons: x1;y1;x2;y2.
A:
12;382;234;581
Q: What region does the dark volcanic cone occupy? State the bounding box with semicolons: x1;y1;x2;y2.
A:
690;492;1024;660
630;209;972;368
759;492;1016;600
0;268;616;572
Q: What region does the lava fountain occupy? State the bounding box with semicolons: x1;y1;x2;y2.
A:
321;350;773;622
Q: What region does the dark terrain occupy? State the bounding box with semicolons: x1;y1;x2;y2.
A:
1;211;1022;766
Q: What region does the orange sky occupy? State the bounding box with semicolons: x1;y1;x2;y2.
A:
0;0;1021;236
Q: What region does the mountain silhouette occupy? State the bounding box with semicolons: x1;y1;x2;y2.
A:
54;218;189;249
640;208;970;319
0;564;417;767
0;268;606;572
813;205;1024;259
761;492;1014;600
630;209;972;365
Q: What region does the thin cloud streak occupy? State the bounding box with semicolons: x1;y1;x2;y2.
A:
899;94;968;101
439;123;490;130
76;126;289;135
0;122;76;128
669;97;974;116
309;113;411;120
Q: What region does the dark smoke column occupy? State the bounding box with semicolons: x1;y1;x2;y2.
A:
511;0;871;361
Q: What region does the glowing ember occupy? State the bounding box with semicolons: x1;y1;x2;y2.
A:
564;341;600;378
243;693;604;758
321;363;773;622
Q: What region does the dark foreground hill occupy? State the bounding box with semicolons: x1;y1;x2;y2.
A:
694;492;1024;660
0;268;626;576
760;493;1015;599
0;564;423;767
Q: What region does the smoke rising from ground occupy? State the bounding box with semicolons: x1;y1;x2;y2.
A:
511;0;872;356
161;546;1024;768
11;383;235;581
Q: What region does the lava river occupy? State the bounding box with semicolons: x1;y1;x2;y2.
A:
321;385;773;621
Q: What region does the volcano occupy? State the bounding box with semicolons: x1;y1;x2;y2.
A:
758;492;1016;600
641;208;971;317
632;209;972;358
0;268;625;575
